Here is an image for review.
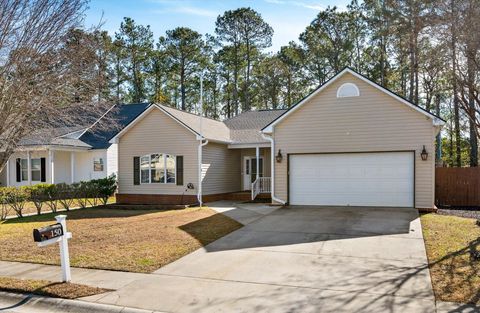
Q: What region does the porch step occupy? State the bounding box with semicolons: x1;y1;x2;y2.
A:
227;192;271;202
228;192;252;202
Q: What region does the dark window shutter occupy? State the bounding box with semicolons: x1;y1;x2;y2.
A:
176;156;183;186
16;158;21;182
40;158;46;182
133;157;140;185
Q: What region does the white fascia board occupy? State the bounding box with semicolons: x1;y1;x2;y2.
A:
15;145;91;152
346;70;445;126
110;103;201;142
228;142;271;149
263;68;444;131
154;104;200;138
109;104;156;143
261;68;349;132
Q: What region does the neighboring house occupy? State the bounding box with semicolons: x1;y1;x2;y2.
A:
0;103;149;187
110;68;445;210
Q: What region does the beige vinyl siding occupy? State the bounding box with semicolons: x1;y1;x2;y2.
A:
240;148;271;189
274;73;436;208
202;142;241;195
118;108;198;195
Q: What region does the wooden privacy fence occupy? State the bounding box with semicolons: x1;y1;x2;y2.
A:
435;167;480;207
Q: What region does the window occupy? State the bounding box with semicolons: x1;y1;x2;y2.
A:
166;155;175;183
20;159;28;181
93;158;104;172
31;159;41;181
140;153;175;184
337;83;360;98
151;154;164;183
140;155;150;183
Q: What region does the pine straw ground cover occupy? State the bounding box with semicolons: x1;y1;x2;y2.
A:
0;207;242;273
421;213;480;304
0;276;110;299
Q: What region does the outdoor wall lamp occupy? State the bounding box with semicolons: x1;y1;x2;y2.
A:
421;145;428;161
276;149;283;163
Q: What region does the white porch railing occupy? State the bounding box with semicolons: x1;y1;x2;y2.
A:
251;177;271;200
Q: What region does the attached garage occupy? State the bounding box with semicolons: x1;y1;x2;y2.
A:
288;152;414;207
262;68;445;210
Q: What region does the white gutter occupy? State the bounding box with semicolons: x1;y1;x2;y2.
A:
261;132;286;205
197;137;208;206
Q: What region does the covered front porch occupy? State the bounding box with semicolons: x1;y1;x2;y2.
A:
228;144;272;201
0;146;109;187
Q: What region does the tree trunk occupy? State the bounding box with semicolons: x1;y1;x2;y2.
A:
408;29;415;102
413;30;419;104
180;58;186;111
435;94;442;166
451;0;461;167
245;40;251;112
467;43;478;166
233;45;239;116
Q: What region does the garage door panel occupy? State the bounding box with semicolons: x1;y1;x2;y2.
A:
289;152;414;207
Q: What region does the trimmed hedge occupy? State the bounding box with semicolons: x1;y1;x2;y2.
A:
0;175;117;219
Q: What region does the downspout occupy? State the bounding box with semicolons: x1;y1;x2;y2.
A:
197;137;208;206
261;132;286;205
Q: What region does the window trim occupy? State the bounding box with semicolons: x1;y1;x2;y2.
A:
20;159;28;181
93;157;104;172
30;158;42;182
139;153;176;185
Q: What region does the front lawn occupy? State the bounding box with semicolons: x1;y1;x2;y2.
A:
0;207;242;273
421;213;480;304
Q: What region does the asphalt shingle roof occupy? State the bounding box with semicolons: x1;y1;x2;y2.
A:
158;104;232;143
17;102;283;149
79;103;151;149
224;109;287;143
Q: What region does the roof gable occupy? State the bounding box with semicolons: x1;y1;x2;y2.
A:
79;103;150;149
262;68;445;133
109;104;231;144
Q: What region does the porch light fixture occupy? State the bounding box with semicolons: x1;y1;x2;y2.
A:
420;146;428;161
276;149;283;163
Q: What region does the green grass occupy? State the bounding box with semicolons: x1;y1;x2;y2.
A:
421;213;480;304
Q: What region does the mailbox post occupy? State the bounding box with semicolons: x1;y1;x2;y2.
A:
33;215;72;282
55;215;71;282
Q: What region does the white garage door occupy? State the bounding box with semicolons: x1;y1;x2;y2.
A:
289;152;414;207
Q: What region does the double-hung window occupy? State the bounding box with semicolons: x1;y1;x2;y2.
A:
140;153;175;184
20;159;28;181
31;159;41;181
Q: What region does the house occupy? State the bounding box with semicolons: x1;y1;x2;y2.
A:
110;68;445;210
0;103;149;187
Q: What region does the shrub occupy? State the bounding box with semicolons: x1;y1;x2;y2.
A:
56;183;75;211
0;188;10;220
28;184;53;215
3;187;29;218
91;175;117;206
42;184;59;213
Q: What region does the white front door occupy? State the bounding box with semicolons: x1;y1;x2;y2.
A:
289;152;414;207
243;156;264;191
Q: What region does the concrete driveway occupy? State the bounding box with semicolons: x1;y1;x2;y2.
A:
91;204;435;313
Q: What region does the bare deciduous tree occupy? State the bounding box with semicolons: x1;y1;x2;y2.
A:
0;0;114;169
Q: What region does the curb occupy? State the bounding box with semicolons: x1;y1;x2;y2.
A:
0;291;165;313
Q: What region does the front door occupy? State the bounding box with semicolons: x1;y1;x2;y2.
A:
243;157;264;190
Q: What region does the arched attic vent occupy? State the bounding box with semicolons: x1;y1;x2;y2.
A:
337;83;360;98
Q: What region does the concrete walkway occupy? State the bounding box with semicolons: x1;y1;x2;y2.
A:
0;260;149;290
